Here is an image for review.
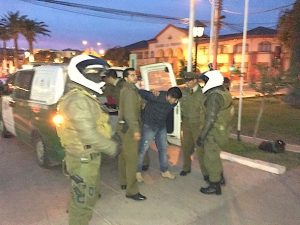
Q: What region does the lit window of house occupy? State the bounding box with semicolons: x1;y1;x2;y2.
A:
234;43;248;53
218;45;229;54
258;41;271;52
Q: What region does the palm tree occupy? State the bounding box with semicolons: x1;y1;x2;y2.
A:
1;11;27;68
0;20;11;63
22;19;50;54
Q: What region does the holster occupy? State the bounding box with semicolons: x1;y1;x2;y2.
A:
119;120;129;133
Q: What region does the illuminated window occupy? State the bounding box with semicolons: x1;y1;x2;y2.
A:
234;43;248;53
218;45;229;54
258;41;271;52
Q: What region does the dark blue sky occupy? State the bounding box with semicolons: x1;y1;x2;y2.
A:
0;0;295;51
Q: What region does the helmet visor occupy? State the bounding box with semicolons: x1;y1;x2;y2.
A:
76;58;108;83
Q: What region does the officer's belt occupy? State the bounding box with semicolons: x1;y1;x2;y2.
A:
65;145;100;162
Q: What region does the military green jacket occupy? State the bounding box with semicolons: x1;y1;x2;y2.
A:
180;84;205;124
103;78;126;105
118;82;142;133
56;83;116;157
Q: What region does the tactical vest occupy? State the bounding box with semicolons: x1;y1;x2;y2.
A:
56;87;112;157
208;89;234;147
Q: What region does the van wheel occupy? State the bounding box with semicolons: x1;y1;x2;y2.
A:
0;120;12;138
34;136;50;168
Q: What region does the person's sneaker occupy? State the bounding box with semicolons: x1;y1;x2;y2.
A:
161;171;176;179
136;172;144;183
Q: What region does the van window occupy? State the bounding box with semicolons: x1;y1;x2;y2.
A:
14;70;34;100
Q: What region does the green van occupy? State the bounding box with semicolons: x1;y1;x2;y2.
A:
0;65;70;167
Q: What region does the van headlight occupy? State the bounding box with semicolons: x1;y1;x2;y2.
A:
53;114;64;127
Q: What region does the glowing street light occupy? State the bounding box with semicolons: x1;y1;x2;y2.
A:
193;20;205;72
99;49;105;56
82;40;88;46
97;42;101;46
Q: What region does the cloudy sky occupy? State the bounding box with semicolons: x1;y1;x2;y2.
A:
0;0;295;51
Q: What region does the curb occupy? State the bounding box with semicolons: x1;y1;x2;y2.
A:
220;151;286;174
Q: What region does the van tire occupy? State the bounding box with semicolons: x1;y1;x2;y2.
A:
0;120;12;138
34;136;50;168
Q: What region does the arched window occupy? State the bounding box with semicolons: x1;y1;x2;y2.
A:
156;49;164;58
166;48;173;57
258;41;271;52
234;43;248;53
176;48;183;59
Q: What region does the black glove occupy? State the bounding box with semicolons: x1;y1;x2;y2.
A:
196;136;204;147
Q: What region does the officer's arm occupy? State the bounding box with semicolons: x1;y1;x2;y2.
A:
123;90;141;133
66;95;116;156
197;93;223;144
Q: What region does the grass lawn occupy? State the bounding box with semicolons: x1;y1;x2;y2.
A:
231;96;300;145
223;138;300;170
224;96;300;170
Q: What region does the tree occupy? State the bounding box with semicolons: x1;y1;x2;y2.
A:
277;1;300;107
104;47;130;66
0;21;10;63
22;19;50;54
1;11;27;68
277;0;300;78
250;60;286;138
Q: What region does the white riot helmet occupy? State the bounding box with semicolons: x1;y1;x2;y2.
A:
68;55;109;94
200;70;224;93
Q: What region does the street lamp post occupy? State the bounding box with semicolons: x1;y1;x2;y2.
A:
193;20;205;72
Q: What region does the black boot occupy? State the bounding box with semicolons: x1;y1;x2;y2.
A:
204;174;225;185
203;175;209;183
200;182;221;195
220;173;226;186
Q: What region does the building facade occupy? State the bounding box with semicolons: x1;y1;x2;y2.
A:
126;24;289;82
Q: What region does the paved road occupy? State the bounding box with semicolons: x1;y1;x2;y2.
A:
0;136;300;225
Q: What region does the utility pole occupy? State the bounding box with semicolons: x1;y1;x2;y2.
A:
187;0;196;72
209;0;215;63
237;0;249;141
212;0;222;69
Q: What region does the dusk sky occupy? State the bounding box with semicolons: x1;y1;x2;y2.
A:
0;0;296;51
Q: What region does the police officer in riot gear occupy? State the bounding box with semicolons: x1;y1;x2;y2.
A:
197;69;234;195
56;55;118;225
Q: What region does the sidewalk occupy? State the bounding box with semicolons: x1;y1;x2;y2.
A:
1;138;299;225
88;146;300;225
